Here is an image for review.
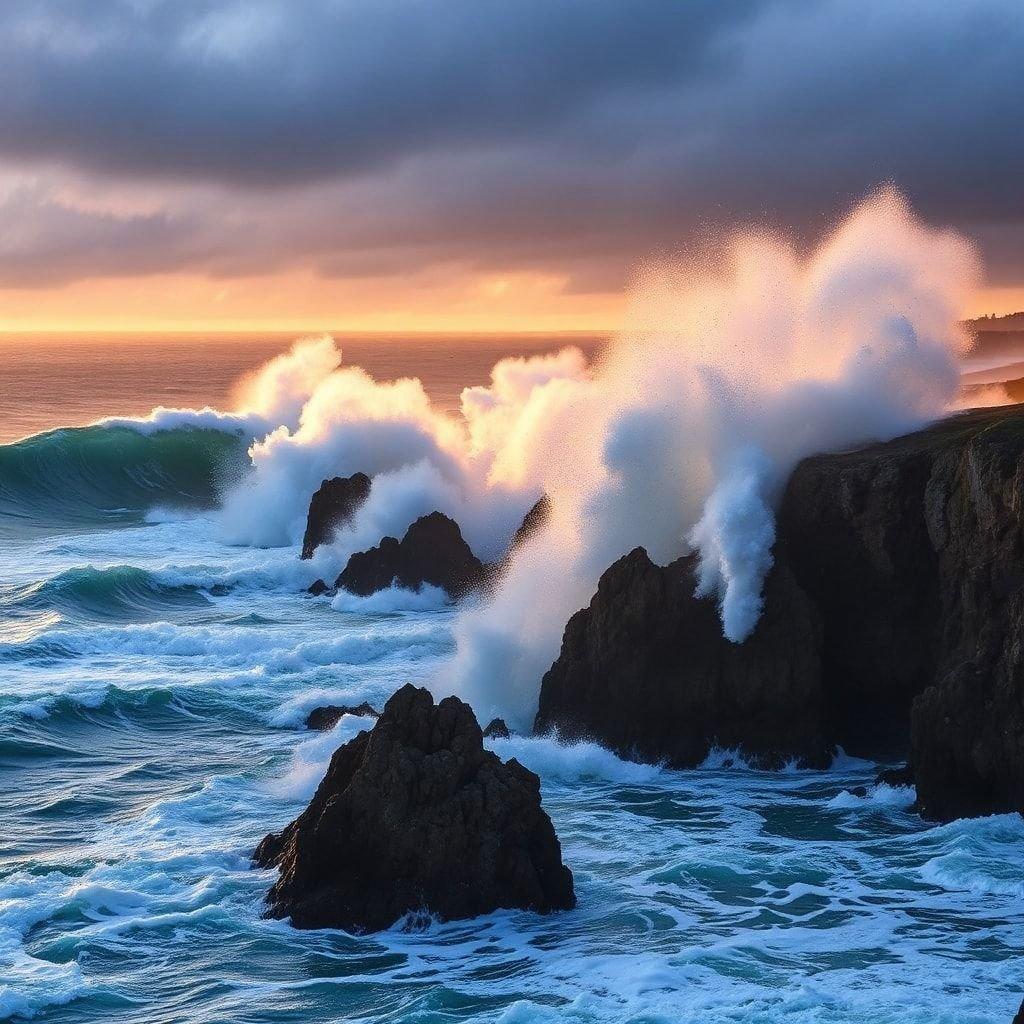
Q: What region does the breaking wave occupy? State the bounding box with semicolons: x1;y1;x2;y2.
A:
0;425;246;528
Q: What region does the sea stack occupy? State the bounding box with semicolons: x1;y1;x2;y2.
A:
301;472;371;559
335;511;487;598
255;684;574;932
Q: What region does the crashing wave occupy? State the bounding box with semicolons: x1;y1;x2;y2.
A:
0;425;247;528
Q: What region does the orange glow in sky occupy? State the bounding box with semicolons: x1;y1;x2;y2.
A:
0;270;1018;334
0;267;626;333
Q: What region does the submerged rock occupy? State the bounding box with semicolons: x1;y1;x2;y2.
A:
535;547;831;770
301;472;371;560
874;763;915;789
305;703;379;730
255;684;574;932
335;511;486;599
307;578;330;596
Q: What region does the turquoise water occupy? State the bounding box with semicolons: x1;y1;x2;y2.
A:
1;374;1022;1021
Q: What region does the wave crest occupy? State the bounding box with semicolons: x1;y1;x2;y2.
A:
0;425;246;528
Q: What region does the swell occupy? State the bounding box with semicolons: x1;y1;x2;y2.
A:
5;565;214;623
0;424;247;528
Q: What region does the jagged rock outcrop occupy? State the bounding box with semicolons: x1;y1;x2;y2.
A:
305;702;379;730
483;717;511;739
335;511;487;599
1013;997;1024;1024
301;473;371;559
255;684;575;932
536;405;1024;821
535;548;830;770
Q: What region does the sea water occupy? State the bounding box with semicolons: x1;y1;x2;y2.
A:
0;335;1021;1023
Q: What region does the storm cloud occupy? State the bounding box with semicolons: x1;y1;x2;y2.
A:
0;0;1021;290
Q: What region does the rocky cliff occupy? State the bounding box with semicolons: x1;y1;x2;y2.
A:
781;405;1024;819
536;405;1024;820
255;684;574;932
535;549;830;769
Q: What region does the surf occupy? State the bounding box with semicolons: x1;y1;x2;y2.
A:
0;425;247;531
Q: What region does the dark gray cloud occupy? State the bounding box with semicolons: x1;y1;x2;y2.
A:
0;0;759;184
0;0;1022;291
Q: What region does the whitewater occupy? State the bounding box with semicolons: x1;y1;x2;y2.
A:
2;192;1022;1022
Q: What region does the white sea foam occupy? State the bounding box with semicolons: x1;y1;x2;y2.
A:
330;582;451;614
488;733;665;785
79;192;978;730
827;783;917;810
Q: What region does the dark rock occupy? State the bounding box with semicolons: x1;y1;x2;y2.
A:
1014;998;1024;1024
849;786;868;798
474;496;552;593
335;511;486;599
874;763;914;788
301;473;371;559
535;547;832;770
510;495;550;551
536;405;1024;820
255;684;574;932
305;703;379;730
778;405;1024;818
307;578;330;597
483;717;511;739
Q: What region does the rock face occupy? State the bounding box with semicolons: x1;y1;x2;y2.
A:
335;511;487;598
255;684;574;932
778;406;1024;819
483;717;511;739
535;548;830;770
305;702;379;730
301;473;371;559
536;406;1024;820
1013;998;1024;1024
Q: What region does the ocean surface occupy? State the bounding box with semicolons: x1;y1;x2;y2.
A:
1;333;1022;1023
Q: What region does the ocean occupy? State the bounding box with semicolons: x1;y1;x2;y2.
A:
0;332;1021;1023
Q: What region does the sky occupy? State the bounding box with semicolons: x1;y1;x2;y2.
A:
0;0;1022;331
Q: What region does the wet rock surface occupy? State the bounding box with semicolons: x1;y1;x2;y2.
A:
535;548;830;770
335;511;487;599
301;472;371;559
255;684;575;932
780;406;1024;819
305;703;379;730
538;406;1024;820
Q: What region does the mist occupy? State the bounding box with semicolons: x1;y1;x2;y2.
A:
105;189;979;728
